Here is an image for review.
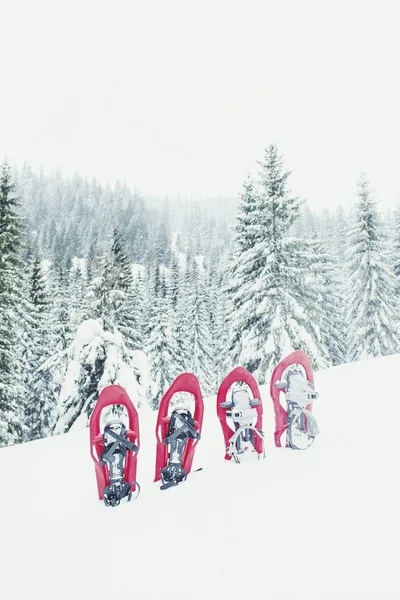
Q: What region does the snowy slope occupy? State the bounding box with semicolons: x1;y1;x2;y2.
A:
1;355;399;600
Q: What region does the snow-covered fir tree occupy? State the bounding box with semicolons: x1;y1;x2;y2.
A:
228;145;326;382
68;257;90;338
227;174;262;365
186;258;214;395
95;229;142;350
153;199;172;265
392;204;400;295
205;265;230;388
0;162;24;446
308;241;346;366
40;265;73;412
169;254;181;310
22;254;56;440
345;174;399;360
332;206;349;267
54;319;154;433
234;174;260;251
146;269;177;407
172;263;193;375
51;266;72;351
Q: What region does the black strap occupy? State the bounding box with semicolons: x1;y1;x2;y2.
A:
172;410;200;439
160;467;203;491
99;428;138;465
163;411;200;445
160;479;179;491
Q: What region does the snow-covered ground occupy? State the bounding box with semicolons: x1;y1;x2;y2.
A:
1;355;399;600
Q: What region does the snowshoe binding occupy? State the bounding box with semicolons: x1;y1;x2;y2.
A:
220;388;265;463
154;373;204;489
99;421;140;506
160;409;200;490
217;367;265;462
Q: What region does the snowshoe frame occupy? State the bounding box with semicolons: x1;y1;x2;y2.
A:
216;366;264;461
89;385;140;500
154;373;204;483
270;350;316;448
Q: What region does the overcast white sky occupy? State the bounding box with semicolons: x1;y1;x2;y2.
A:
1;0;399;210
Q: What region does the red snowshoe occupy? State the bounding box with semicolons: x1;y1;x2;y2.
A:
216;367;265;462
154;373;204;490
89;385;140;506
270;350;319;449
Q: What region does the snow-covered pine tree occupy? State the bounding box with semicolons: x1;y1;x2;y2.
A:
393;204;400;295
227;174;260;366
308;240;346;366
204;227;233;385
234;174;260;252
169;254;180;310
68;258;89;338
290;200;318;239
163;265;187;379
171;260;192;376
331;206;349;268
162;253;194;381
228;145;326;383
39;265;73;410
51;266;71;351
96;229;142;350
0;162;24;446
309;206;348;363
206;265;230;390
345;174;399;360
85;232;104;283
54;319;154;433
146;266;179;407
154;199;172;265
184;257;214;395
23;254;56;440
290;214;346;367
110;229;143;350
129;195;149;263
130;270;145;350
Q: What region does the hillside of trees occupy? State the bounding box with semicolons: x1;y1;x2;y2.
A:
0;146;398;447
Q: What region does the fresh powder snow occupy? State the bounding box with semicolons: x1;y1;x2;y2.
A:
0;354;399;599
